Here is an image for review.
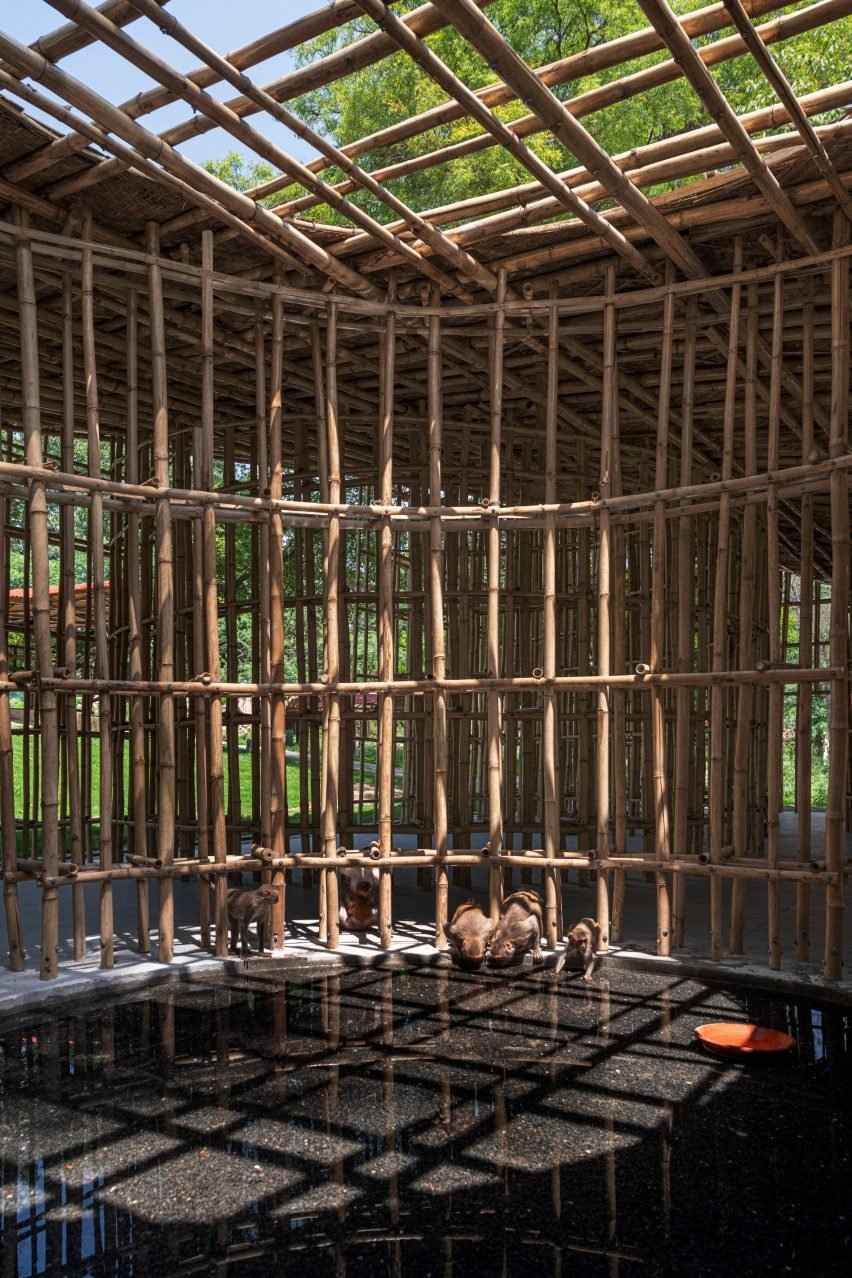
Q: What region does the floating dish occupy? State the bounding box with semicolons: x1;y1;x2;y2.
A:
693;1022;795;1059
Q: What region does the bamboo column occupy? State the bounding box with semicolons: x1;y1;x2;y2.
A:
824;212;849;981
377;291;396;948
146;221;175;963
257;313;272;855
61;266;85;960
15;207;60;981
487;273;506;919
322;302;341;950
542;281;561;946
200;230;228;957
710;244;742;961
795;294;815;962
268;280;287;948
191;301;210;949
81;209;114;968
0;474;23;969
596;263;616;950
730;283;759;953
652;266;675;956
428;291;449;945
766;260;784;971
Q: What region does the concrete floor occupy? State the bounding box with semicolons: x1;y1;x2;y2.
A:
1;811;850;1017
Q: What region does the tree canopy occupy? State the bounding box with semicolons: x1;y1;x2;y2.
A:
205;0;851;224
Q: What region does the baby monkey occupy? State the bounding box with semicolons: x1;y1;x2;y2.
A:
226;884;281;956
339;866;379;932
488;889;544;968
443;899;495;969
554;917;602;981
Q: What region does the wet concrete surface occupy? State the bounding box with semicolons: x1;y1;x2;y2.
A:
0;965;850;1277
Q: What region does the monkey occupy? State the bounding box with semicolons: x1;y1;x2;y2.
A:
554;917;602;981
443;899;495;969
226;884;281;956
338;865;380;932
487;889;544;968
339;880;379;932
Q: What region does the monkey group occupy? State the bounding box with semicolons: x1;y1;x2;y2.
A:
225;873;602;979
444;890;602;979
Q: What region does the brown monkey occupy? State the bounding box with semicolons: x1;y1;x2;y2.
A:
339;880;379;932
554;917;601;981
443;899;495;969
226;885;281;955
488;889;544;968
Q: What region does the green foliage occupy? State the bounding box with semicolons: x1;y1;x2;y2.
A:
266;0;852;221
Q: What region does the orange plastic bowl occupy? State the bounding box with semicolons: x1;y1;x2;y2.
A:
693;1022;796;1059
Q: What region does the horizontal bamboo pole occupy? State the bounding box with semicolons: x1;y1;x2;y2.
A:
0;667;838;697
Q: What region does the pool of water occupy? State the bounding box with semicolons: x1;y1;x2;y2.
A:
0;965;849;1277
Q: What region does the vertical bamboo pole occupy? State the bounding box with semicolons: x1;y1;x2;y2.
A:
429;291;449;945
61;267;85;960
766;261;784;971
81;209;114;968
199;230;228;956
487;273;506;919
542;281;560;946
652;266;676;956
0;466;23;969
596;263;616;951
730;283;759;953
377;290;396;948
126;290;150;952
323;303;341;950
191;303;210;950
257;313;272;855
709;242;742;962
268;281;287;948
145;221;175;963
795;295;814;962
15;207;60;980
824;213;849;981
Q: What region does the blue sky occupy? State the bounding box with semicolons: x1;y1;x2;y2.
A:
1;1;333;169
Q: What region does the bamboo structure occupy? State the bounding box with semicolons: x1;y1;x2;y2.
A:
0;0;849;982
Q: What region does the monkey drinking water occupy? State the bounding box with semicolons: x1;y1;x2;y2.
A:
554;917;601;981
339;865;379;932
488;889;544;968
226;884;281;956
443;899;495;969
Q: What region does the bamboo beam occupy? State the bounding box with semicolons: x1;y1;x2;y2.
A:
721;0;852;227
635;0;820;256
0;29;381;300
14;208;60;981
123;0;496;299
355;0;660;283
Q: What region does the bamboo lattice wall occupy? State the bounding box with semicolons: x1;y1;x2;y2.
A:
0;0;849;982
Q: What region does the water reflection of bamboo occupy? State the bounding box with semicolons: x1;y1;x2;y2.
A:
216;999;230;1109
495;1077;508;1201
659;985;672;1238
159;991;175;1064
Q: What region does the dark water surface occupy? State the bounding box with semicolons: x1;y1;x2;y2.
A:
0;965;849;1277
